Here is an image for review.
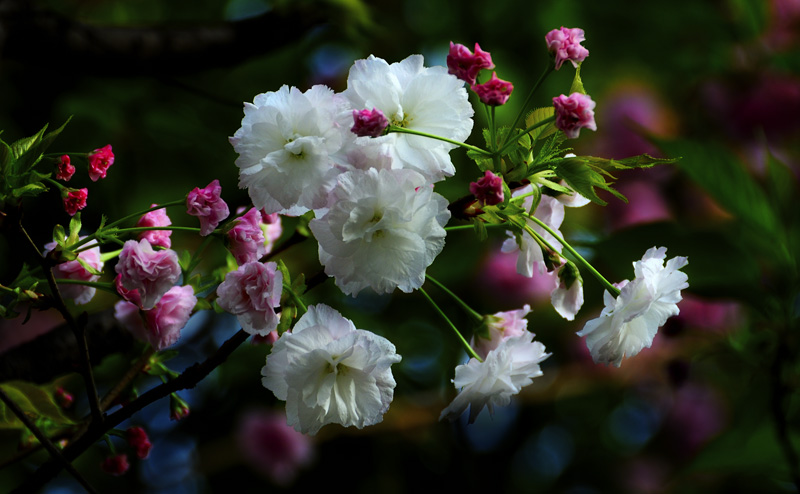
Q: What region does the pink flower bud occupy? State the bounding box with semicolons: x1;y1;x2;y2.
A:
55;155;74;181
187;179;230;236
136;204;172;249
472;72;514;106
55;387;74;409
63;188;88;216
170;393;190;421
126;426;152;460
351;108;389;137
447;42;495;86
469;170;504;206
101;454;129;476
545;27;589;70
227;208;267;265
217;261;282;336
553;93;597;138
87;144;114;181
115;239;181;310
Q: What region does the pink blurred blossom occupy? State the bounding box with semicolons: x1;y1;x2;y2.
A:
101;454;129;476
472;72;514;106
480;249;558;306
237;410;313;485
186;179;230;236
136;204;172;249
665;384;727;455
126;426;152;460
470;305;531;360
447;42;495;86
606;180;672;231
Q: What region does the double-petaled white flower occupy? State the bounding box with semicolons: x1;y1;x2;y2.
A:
441;332;549;423
230;85;352;215
309;168;450;296
261;304;402;435
577;247;689;367
343;54;474;183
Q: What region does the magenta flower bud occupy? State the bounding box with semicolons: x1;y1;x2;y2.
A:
227;207;267;265
186;179;230;236
55;155;74;181
126;426;152;460
101;454;129;476
87;144;114;181
447;42;495;86
169;393;190;421
115;239;181;310
63;188;88;216
553;93;597;138
545;27;589;70
469;170;504;206
136;204;172;249
472;72;514;106
351;108;389;137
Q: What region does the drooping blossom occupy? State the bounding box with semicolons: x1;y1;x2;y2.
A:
237;410;314;484
55;155;74;181
216;261;283;336
577;247;689;367
126;426;152;460
186;179;230;236
115;239;181;310
114;285;197;351
309;168;450;296
545;27;589;70
440;332;549;423
351;108;389;137
472;72;514;106
446;42;495;86
262;304;402;435
43;237;103;305
227;207;268;265
501;186;564;277
470;305;531;360
551;262;584;321
101;454;129;476
343;54;474;182
553;93;597;139
63;188;88;216
230;85;351;215
469;170;504;206
135;204;172;249
87;144;114;181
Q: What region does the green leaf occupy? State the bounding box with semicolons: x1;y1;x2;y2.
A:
472;218;488;241
10;125;47;161
67;213;82;246
524;107;557;141
291;273;306;295
0;380;77;430
569;63;586;95
177;250;192;272
0;139;12;177
553;157;625;206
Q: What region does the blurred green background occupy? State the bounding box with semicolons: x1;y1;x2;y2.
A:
1;0;799;492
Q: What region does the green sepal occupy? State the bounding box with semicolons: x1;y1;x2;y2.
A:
558;260;582;289
291;273;306;297
66;213;82;246
295;211;314;237
276;259;291;288
277;305;296;336
177;250;192;272
569;63;586;95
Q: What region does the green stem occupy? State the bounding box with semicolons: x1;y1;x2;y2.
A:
387;125;491;156
425;275;483;323
53;279;117;294
444;222;507;232
419;287;482;362
523;213;620;297
502;62;554;148
489;106;503;173
186;234;215;278
111;226;208;235
496;116;555;156
72;199;187;250
282;282;307;315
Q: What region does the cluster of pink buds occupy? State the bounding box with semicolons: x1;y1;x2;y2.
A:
54;144;114;216
447;43;514;107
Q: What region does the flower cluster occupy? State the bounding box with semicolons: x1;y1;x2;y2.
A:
447;43;514;106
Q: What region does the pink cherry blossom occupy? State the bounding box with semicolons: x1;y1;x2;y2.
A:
472;72;514;106
135;204;172;249
227;207;267;265
126;426;152;460
237;410;314;484
186;179;230;236
55;155;74;181
43;237;103;305
447;42;495;86
216;261;282;336
114;285;196;351
545;27;589;70
553;93;597;139
469;170;504;206
87;144;114;181
351;108;389;137
63;188;88;216
115;239;181;310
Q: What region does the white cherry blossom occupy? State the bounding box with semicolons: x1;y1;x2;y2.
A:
501;186;565;277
